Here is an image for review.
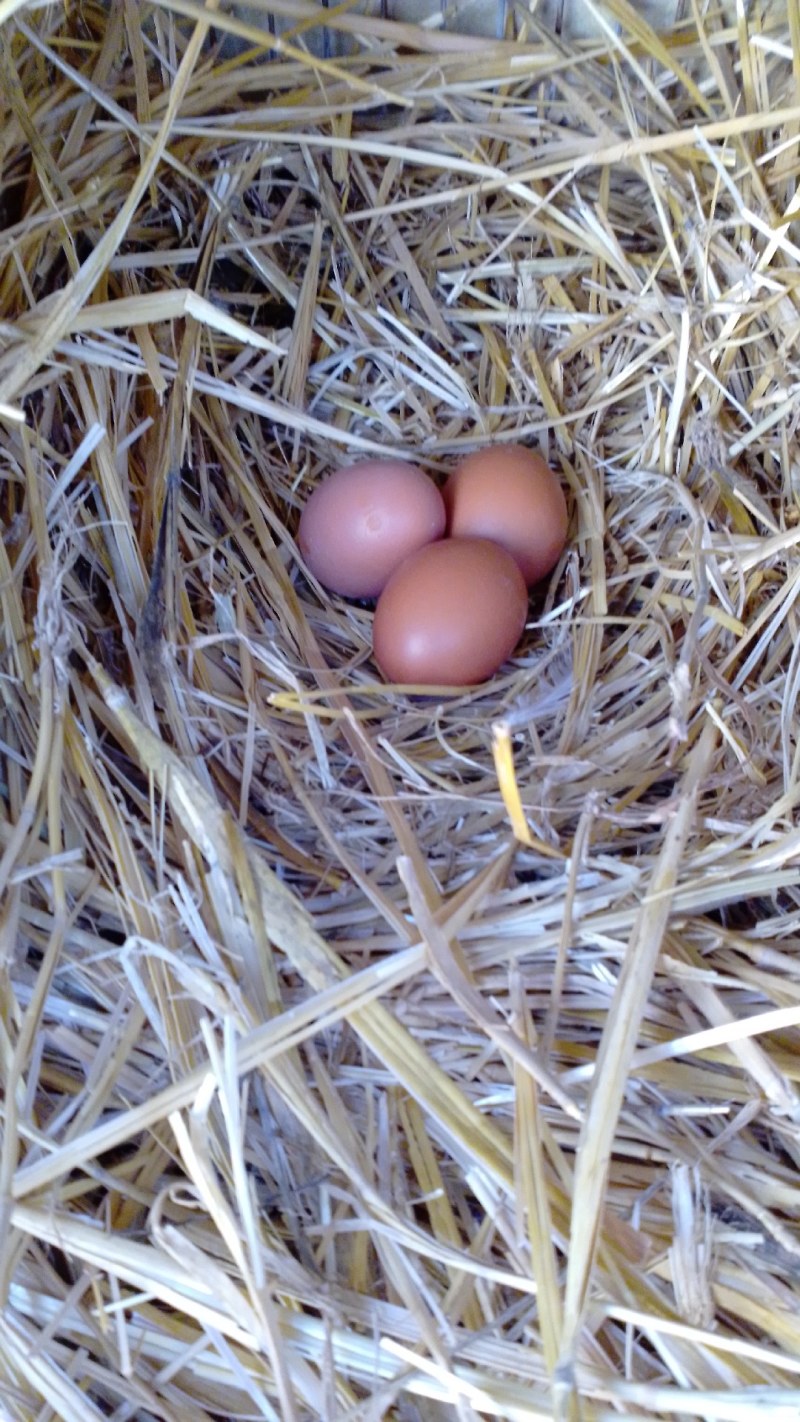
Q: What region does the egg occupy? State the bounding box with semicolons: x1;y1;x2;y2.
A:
298;459;446;599
443;444;568;587
373;537;528;686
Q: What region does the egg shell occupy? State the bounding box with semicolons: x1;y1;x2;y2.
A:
373;537;528;687
443;444;568;587
298;459;446;599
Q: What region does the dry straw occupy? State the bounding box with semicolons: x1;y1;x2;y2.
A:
1;0;800;1417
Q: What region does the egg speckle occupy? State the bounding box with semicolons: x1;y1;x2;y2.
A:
298;459;445;599
443;444;568;587
373;537;528;687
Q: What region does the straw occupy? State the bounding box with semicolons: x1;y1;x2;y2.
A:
2;2;800;1418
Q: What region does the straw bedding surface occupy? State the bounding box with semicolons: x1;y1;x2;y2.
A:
2;2;800;1418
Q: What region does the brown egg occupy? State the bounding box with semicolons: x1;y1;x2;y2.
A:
373;537;528;687
443;444;568;587
298;459;445;599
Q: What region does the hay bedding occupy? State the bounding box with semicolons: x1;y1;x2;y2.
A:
2;0;800;1417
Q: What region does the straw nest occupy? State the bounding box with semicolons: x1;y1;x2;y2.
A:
2;2;800;1418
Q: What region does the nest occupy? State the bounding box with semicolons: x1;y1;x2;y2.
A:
2;2;800;1418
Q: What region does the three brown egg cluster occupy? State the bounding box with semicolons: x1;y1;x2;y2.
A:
298;445;568;688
